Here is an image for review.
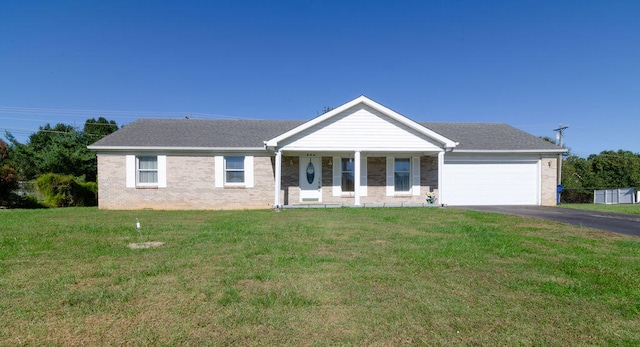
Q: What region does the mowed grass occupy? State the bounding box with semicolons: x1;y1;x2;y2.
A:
1;207;639;345
561;203;640;215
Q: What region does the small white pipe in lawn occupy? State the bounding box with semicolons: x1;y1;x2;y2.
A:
136;218;142;237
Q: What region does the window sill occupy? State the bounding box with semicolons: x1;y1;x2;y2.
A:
136;185;159;189
224;184;246;189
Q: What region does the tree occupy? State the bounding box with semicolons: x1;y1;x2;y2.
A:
587;150;640;188
0;138;7;160
0;139;18;205
5;118;118;182
84;117;118;137
540;136;557;145
317;106;335;115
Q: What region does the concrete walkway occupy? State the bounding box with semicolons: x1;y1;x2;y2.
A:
458;205;640;237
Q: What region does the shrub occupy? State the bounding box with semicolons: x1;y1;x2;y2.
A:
7;193;47;209
35;173;97;207
0;164;19;206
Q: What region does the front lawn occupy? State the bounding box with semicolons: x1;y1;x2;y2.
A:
1;207;638;345
560;203;640;215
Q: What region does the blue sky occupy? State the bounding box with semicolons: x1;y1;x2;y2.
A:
1;0;638;157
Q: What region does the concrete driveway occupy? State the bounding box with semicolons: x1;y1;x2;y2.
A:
459;205;640;237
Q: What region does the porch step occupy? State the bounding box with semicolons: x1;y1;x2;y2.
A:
282;203;441;209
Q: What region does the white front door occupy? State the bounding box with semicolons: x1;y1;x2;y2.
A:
299;156;322;202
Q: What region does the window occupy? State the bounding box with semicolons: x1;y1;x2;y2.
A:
341;158;355;192
225;156;245;184
126;155;166;188
394;158;411;192
137;156;158;184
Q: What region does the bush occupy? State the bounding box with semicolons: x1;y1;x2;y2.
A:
7;193;47;209
35;173;97;207
0;164;19;206
561;188;595;204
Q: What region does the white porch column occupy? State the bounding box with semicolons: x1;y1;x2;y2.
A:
274;151;282;208
354;150;361;206
438;151;445;205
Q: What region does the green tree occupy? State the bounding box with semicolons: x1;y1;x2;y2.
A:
6;118;118;182
83;117;118;137
0;138;7;160
587;150;640;188
0;139;18;205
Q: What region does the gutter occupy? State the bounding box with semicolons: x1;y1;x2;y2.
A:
87;146;268;153
451;149;568;154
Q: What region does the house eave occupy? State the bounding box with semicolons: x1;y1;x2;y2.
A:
87;146;267;153
265;95;458;149
450;149;568;154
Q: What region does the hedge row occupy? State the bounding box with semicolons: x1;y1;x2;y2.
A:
35;173;97;207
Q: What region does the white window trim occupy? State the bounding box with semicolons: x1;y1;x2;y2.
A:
215;156;223;188
125;154;166;188
360;156;368;197
215;155;254;188
332;156;367;197
386;156;419;196
245;156;254;188
332;156;341;196
412;156;420;196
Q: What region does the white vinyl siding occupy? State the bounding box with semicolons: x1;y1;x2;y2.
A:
280;106;442;151
442;157;540;205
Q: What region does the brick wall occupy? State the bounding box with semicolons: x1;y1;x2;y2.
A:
98;153;555;209
280;156;439;206
97;154;274;210
541;156;559;206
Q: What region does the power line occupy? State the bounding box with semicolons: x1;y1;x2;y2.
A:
0;105;256;120
553;124;569;148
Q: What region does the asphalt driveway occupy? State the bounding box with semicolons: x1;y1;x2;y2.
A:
459;205;640;237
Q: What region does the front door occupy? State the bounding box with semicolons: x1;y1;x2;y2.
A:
299;156;322;202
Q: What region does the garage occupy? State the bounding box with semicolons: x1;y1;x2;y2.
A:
442;157;540;206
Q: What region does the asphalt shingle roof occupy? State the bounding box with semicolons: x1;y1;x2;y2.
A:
89;118;563;151
90;119;305;148
420;122;562;151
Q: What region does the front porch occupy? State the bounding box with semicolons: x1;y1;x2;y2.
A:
273;154;443;208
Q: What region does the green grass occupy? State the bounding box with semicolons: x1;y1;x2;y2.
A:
560;203;640;215
1;207;639;345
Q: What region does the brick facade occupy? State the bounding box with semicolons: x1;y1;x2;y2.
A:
97;153;558;210
97;154;274;210
540;156;559;206
280;156;439;206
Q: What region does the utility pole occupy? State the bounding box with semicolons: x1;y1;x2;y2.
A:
553;124;568;204
553;124;569;148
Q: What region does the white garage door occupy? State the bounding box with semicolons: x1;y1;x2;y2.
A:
442;158;540;206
